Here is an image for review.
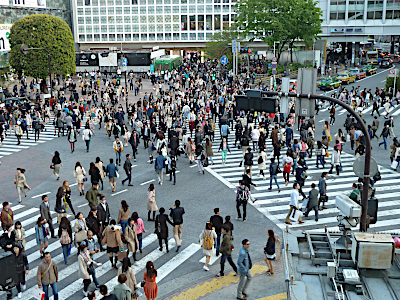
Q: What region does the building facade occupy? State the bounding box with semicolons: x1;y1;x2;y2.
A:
72;0;237;52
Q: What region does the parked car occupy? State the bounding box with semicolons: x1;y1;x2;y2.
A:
317;77;341;91
380;59;393;69
362;65;377;75
336;72;356;85
349;68;367;80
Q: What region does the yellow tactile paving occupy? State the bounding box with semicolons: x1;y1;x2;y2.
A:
170;264;270;300
256;292;287;300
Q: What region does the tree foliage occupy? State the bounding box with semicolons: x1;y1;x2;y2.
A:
9;14;75;79
234;0;322;63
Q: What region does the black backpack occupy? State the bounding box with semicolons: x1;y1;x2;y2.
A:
258;156;263;164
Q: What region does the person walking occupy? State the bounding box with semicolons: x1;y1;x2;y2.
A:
379;124;391;150
237;239;252;300
125;218;139;263
51;151;62;181
102;219;124;269
78;243;102;296
62;181;76;215
99;285;118;300
113;137;124;166
98;195;111;232
105;158;119;193
257;149;267;177
58;216;72;265
285;183;304;225
132;212;145;254
121;154;133;186
15;168;30;203
218;137;230;165
82;125;93;152
199;222;217;271
95;157;106;190
73;162;87;196
329;146;341;175
143;261;158;300
147;184;158;221
205;138;214;165
263;230;276;276
113;274;133;300
282;152;293;186
35;217;49;257
68;127;77;153
86;183;101;210
243;148;253;173
13;246;29;299
89;162;102;187
216;225;237;278
40;195;55;238
318;172;328;210
1;201;13;231
210;208;223;257
170;200;184;252
117;200;130;234
73;214;88;251
155;207;174;253
128;130;139;162
154;152;166;185
169;156;177;185
235;180;251;222
37;252;59;300
14;221;26;250
118;258;137;295
268;158;280;192
304;183;319;221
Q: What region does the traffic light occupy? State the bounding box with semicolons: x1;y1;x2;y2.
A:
240;48;252;54
235;90;278;113
211;73;216;81
116;77;120;85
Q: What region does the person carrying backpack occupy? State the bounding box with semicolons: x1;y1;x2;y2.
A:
199;222;217;271
236;180;251;222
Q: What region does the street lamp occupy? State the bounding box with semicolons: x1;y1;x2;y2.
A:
20;44;53;99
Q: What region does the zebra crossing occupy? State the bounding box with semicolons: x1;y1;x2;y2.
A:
319;101;400;117
2;201;203;299
205;120;400;234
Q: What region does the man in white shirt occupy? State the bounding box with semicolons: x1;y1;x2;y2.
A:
285;183;304;225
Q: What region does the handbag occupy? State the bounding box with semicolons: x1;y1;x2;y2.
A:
118;250;128;261
391;160;398;169
75;229;88;243
33;286;45;300
50;165;55;170
87;263;95;275
320;195;328;203
57;213;68;224
83;177;88;182
290;208;303;222
116;171;120;178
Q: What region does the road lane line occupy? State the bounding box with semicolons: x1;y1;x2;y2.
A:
111;189;128;196
31;192;51;199
140;179;155;186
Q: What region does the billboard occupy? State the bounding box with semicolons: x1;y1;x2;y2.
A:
118;53;151;66
12;0;46;7
0;0;9;6
0;24;12;52
76;53;99;66
99;52;117;67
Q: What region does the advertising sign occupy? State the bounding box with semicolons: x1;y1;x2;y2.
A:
76;53;99;66
0;0;9;6
13;0;46;8
99;52;117;67
0;24;12;52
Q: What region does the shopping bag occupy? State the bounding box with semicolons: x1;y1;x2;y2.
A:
302;198;309;209
347;134;350;142
290;209;303;222
391;160;398;170
33;286;45;300
118;250;128;261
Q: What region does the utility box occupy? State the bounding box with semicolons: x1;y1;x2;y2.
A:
351;233;394;269
295;68;317;117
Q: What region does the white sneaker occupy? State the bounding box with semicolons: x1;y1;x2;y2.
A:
18;293;22;299
83;291;88;297
203;265;209;271
21;284;26;291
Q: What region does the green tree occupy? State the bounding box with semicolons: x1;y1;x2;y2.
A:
235;0;322;63
9;14;75;80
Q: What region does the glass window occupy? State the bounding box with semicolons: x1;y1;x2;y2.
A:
165;6;171;13
189;5;196;12
140;0;146;4
149;15;155;22
117;25;123;32
93;25;100;32
165;0;171;3
101;16;107;23
198;0;204;3
181;33;188;40
157;24;163;31
132;24;139;31
132;7;138;13
78;26;85;33
181;6;187;12
116;7;122;14
148;6;155;13
140;6;146;13
124;16;131;23
189;0;195;3
125;34;131;41
165;33;172;40
100;0;105;5
173;0;179;3
78;17;84;24
140;16;147;22
109;34;116;41
86;34;92;42
149;33;155;40
198;15;204;30
124;0;130;4
107;0;114;5
330;0;346;20
92;7;99;14
132;16;139;22
348;1;364;19
197;5;204;12
206;15;212;30
165;15;171;22
93;16;100;23
214;4;221;12
77;0;83;5
85;8;91;14
116;0;122;4
109;25;115;31
117;34;123;41
190;33;196;40
156;6;163;13
165;24;171;31
141;34;147;40
108;7;114;14
367;0;384;19
206;32;212;40
198;32;204;40
78;8;84;15
181;0;187;3
101;25;107;31
386;0;400;19
86;26;92;33
173;6;179;13
86;17;92;24
94;34;100;41
125;24;131;31
190;15;196;29
132;0;138;4
148;0;154;3
206;5;212;12
214;14;220;30
206;0;212;3
108;16;115;23
132;34;139;40
100;7;106;14
173;24;179;30
157;33;164;40
149;24;155;31
173;15;179;22
156;0;162;3
101;34;108;41
116;16;123;23
173;33;179;40
181;15;187;30
141;24;147;31
222;14;229;29
223;4;229;12
79;35;85;42
156;15;163;22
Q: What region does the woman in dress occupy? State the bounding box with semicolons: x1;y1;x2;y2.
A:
68;127;77;153
51;151;62;180
125;218;139;262
147;184;158;221
14;221;26;250
143;261;158;300
185;138;195;164
154;207;173;253
199;222;217;271
73;161;87;196
102;219;124;269
34;217;49;258
264;229;277;276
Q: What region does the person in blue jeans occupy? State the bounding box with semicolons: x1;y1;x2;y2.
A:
237;239;252;300
37;252;59;300
268;158;280;192
379;125;390;150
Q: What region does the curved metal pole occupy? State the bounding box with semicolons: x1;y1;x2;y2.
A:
262;91;371;232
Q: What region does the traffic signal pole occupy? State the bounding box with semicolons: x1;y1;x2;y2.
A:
262;90;371;232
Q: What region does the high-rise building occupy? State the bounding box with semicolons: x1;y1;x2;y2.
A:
72;0;237;52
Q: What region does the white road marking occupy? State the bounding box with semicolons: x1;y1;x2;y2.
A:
111;189;128;196
31;192;51;199
140;179;155;186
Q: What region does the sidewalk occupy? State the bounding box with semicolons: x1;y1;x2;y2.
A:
164;261;287;300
